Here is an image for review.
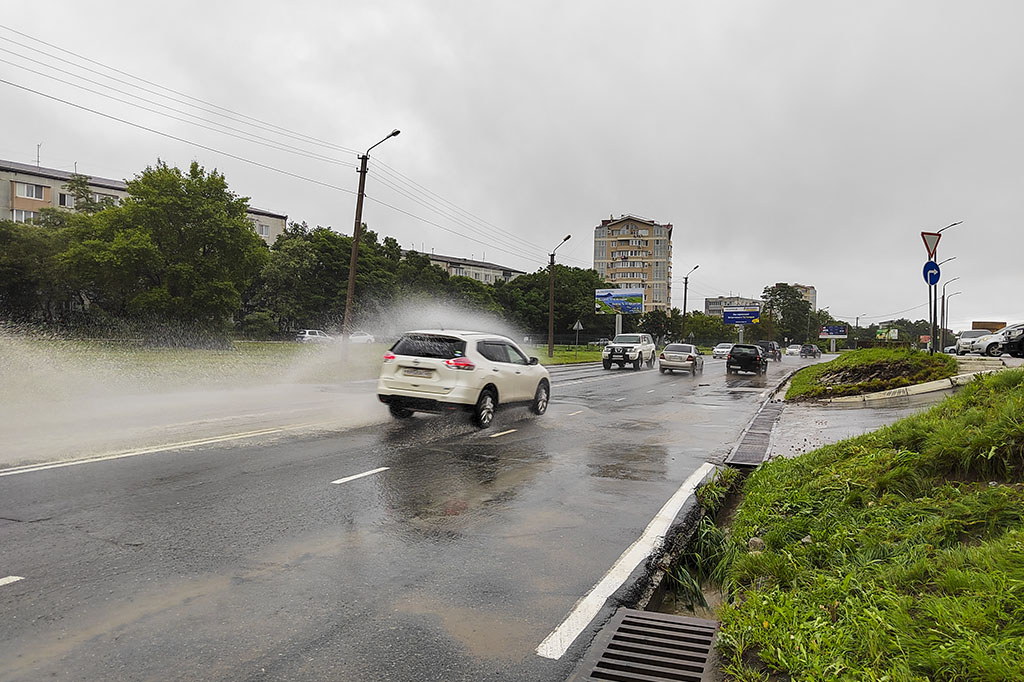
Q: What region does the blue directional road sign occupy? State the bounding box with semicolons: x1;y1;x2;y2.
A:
923;260;940;286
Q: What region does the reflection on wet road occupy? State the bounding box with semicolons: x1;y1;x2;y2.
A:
0;355;816;681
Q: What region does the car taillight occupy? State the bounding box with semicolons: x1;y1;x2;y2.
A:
659;353;665;359
444;356;475;370
687;355;694;362
727;354;732;360
383;352;396;362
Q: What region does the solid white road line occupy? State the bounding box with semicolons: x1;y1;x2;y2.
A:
535;462;717;660
567;410;583;416
331;467;389;485
0;576;24;587
0;423;332;479
489;429;517;438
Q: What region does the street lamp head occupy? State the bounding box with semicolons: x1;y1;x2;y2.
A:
390;129;401;138
563;234;572;242
938;220;963;233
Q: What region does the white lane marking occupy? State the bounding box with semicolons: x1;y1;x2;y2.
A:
0;423;332;479
646;390;655;393
489;429;517;438
614;398;625;402
567;410;583;416
535;462;717;660
331;467;389;485
0;576;24;587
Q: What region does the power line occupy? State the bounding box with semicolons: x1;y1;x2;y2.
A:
0;24;360;156
0;52;356;169
0;77;357;195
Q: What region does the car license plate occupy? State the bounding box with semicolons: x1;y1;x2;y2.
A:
403;367;432;378
668;355;681;361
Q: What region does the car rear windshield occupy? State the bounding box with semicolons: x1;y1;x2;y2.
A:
613;335;641;343
391;334;467;359
665;344;693;353
731;345;757;356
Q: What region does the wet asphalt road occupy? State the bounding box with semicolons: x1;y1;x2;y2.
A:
0;356;811;681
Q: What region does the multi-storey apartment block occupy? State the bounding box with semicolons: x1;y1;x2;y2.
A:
705;295;763;318
405;250;525;284
1;159;287;246
775;282;817;311
592;215;672;312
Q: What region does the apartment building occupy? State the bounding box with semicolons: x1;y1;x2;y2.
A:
404;250;525;284
705;295;762;318
1;159;287;246
592;215;672;312
775;282;817;311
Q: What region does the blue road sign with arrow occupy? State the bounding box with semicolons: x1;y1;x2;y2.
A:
923;260;940;285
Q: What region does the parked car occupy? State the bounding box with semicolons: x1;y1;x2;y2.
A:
296;329;334;343
377;330;549;428
711;343;733;359
588;337;610;346
969;324;1023;357
602;333;657;370
756;340;783;361
786;344;802;356
658;343;704;375
348;331;376;344
1000;325;1024;358
799;344;822;358
727;344;768;375
955;329;990;355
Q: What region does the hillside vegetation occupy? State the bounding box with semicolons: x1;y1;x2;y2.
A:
786;348;957;401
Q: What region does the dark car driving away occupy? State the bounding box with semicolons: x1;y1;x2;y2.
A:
800;344;821;358
727;344;768;374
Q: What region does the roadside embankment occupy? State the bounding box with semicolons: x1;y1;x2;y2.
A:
711;368;1024;680
785;348;957;401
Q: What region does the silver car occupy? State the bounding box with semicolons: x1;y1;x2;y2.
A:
658;343;704;374
712;343;733;359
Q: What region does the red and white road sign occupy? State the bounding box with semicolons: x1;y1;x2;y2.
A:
921;231;941;259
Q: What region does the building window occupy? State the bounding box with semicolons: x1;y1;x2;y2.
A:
16;183;45;200
58;193;76;208
256;223;270;237
92;192;119;205
12;209;38;223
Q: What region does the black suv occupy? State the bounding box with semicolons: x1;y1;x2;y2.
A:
756;340;782;361
727;344;768;375
799;344;822;358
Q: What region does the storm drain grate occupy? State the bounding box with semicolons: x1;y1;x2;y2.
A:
570;609;718;682
726;402;784;467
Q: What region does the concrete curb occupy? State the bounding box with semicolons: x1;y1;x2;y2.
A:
824;369;1003;404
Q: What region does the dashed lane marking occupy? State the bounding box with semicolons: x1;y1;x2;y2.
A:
488;429;517;438
567;410;583;416
331;467;389;485
646;389;655;393
614;398;625;402
0;576;24;588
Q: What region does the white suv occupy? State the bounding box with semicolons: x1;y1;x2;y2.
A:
602;333;656;370
377;330;550;428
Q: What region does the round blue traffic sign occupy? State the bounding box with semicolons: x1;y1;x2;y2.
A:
923;260;940;285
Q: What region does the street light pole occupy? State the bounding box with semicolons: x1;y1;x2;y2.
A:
342;129;401;341
944;292;961;350
931;256;956;354
548;234;572;358
679;264;699;340
940;276;960;351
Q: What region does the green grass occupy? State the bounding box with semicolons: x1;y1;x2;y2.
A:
786;348;958;401
528;346;605;364
714;369;1024;681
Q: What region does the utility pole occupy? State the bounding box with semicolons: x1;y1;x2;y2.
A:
679;265;698;340
547;235;572;358
342;129;400;340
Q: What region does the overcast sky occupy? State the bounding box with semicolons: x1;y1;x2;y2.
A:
2;1;1021;332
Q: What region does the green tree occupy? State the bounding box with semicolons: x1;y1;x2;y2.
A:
0;220;63;320
494;266;612;338
759;283;811;342
684;311;738;345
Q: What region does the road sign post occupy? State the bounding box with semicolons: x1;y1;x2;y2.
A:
923;260;940;355
572;320;583;359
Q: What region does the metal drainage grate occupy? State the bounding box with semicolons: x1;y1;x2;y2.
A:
726;402;784;467
570;608;718;682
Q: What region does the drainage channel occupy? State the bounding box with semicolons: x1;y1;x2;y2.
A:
568;608;718;681
725;402;785;467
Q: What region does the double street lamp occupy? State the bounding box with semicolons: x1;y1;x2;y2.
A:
342;129;401;340
940;276;961;351
547;234;572;358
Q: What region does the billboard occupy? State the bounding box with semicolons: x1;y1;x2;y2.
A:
819;325;849;339
595;288;644;314
722;305;760;325
876;328;899;340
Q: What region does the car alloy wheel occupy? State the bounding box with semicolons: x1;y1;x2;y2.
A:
633;357;642;370
987;344;1002;357
531;381;549;415
473;388;497;428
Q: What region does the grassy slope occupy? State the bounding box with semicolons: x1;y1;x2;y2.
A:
717;369;1024;681
786;348;958;401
